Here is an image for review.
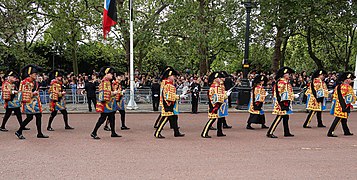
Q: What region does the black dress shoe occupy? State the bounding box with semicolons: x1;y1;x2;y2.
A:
266;134;278;138
344;133;354;136
156;134;165;138
111;133;122;137
65;126;74;130
91;133;100;139
23;127;30;130
209;127;217;130
15;131;25;139
174;133;185;137
103;126;111;131
201;135;211;138
0;128;9;132
47;127;54;131
317;124;326;128
37;134;49;138
121;126;130;130
223;125;232;129
217;133;226;137
246;125;255;130
261;125;269;129
327;134;338;137
284;134;294;137
303;126;312;128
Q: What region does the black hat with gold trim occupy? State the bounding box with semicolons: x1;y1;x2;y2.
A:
253;75;268;86
275;66;295;80
5;70;19;79
208;71;224;85
338;72;356;82
21;64;43;79
161;67;179;80
312;69;327;79
220;71;230;78
48;69;64;80
99;66;115;78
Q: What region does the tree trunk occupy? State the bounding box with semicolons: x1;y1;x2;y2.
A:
271;26;284;72
198;0;208;75
344;26;356;71
280;35;290;67
306;26;324;69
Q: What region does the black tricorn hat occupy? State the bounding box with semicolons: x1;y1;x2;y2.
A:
161;68;179;80
5;70;19;79
275;66;295;80
208;71;224;85
312;69;327;79
253;75;268;86
48;69;65;80
338;72;356;82
21;64;43;79
99;66;115;78
220;71;230;78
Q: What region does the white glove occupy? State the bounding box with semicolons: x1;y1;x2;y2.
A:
226;90;232;97
294;94;300;99
180;94;188;99
265;92;269;96
329;90;333;94
113;91;118;95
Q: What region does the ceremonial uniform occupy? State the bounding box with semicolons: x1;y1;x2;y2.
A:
247;75;269;129
154;68;184;138
201;72;227;138
219;71;232;129
91;66;120;139
267;67;295;138
327;72;356;137
0;71;25;131
47;70;74;131
303;70;329;128
15;65;48;139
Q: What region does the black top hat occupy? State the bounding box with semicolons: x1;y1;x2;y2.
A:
312;69;327;79
21;64;43;79
99;66;115;78
161;68;179;80
275;66;295;80
338;72;356;82
48;69;65;80
208;71;224;86
253;75;268;86
5;70;19;79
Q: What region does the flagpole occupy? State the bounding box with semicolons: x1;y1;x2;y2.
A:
127;0;138;110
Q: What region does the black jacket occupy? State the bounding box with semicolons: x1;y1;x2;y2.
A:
84;81;97;98
151;82;160;98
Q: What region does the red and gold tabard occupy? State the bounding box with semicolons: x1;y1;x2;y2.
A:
272;78;294;115
49;79;66;111
161;79;179;116
19;77;42;114
330;83;356;118
248;85;267;115
97;78;116;113
208;82;227;119
305;78;329;111
1;80;21;108
113;80;125;111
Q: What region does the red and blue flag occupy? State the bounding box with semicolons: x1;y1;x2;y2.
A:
103;0;117;39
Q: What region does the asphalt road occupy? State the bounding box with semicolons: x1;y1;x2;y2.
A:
0;112;356;179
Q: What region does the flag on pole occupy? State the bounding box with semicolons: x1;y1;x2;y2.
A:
103;0;117;39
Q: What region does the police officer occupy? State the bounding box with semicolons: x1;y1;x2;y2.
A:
328;72;356;137
15;65;49;139
84;76;97;112
151;79;160;111
0;70;30;131
266;67;295;138
190;77;201;114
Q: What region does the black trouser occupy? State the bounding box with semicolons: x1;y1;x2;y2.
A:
152;97;159;111
228;95;232;108
48;109;70;128
328;117;351;135
202;118;223;137
222;117;230;127
303;111;323;127
17;113;43;135
1;107;22;128
154;114;161;128
92;112;116;136
191;93;199;113
154;115;180;137
87;97;96;112
105;110;126;127
267;115;291;135
247;114;266;125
